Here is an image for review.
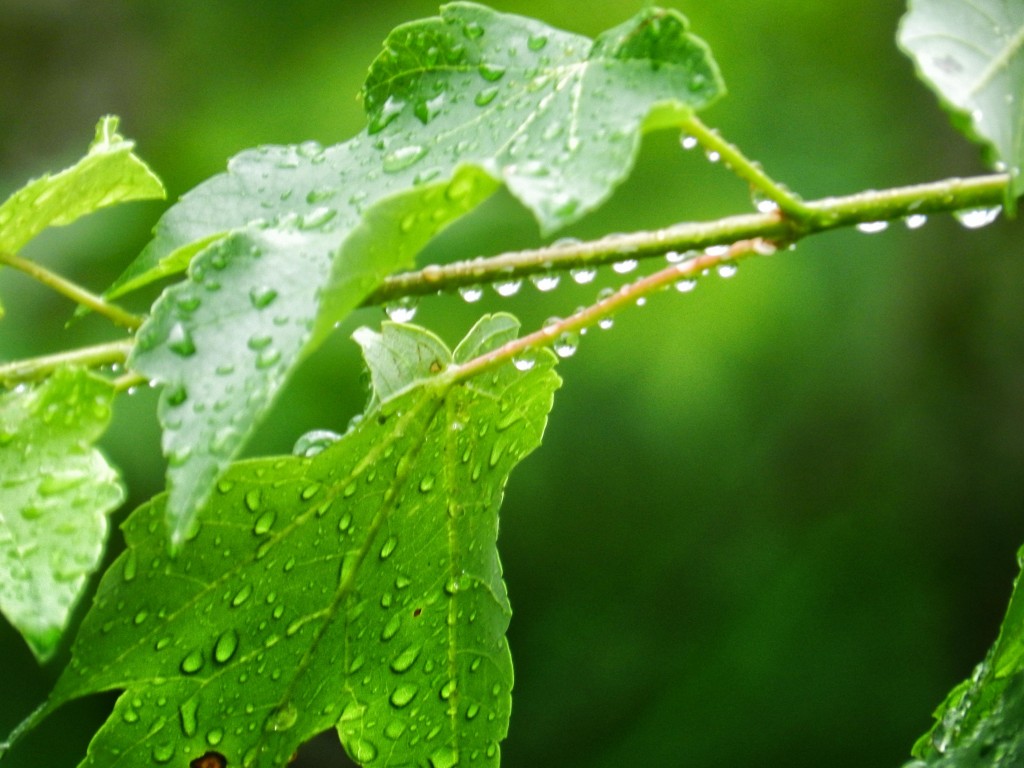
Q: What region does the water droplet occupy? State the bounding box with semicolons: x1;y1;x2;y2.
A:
612;259;637;274
528;34;549;51
458;285;484;303
265;702;298;732
247;334;273;351
381;614;402;641
419;475;435;493
368;95;405;134
231;583;253;606
513;355;536;372
494;279;521;297
753;193;779;214
122;550;138;581
904;214;928;229
553;330;579;358
350;738;378;763
429;747;459;768
179;699;199;737
716;263;738;279
856;220;889;234
167;323;197;357
253;509;276;535
570;267;596;284
152;743;175;763
300;206;337;230
414;93;446;124
383;144;428;173
478;63;506;81
390;684;419;709
385;297;418;322
390;643;422;673
954;206;1001;229
380;536;398;560
439;679;457;700
214;629;239;663
475;86;500;107
530;273;560;292
466;703;480;720
674;278;697;293
597;317;614;330
705;150;721;163
244;489;261;512
292;429;341;457
180;649;205;675
680;135;698;150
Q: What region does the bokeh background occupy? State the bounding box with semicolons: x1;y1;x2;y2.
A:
2;1;1023;766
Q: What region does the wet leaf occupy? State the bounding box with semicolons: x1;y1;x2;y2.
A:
46;315;559;767
898;0;1024;200
910;549;1024;765
115;3;722;546
0;368;123;662
0;116;164;255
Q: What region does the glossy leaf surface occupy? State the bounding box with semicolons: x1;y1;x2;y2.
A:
0;368;123;661
51;316;560;767
118;2;722;546
899;0;1024;198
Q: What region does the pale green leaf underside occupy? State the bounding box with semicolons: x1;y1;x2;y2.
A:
0;368;123;662
118;2;722;546
898;0;1024;198
0;116;165;255
52;316;560;768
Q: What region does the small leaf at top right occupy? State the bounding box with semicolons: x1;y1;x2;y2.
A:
898;0;1024;204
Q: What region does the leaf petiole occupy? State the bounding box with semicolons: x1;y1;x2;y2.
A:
0;250;144;330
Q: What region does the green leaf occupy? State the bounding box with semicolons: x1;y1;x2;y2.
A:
41;315;559;768
910;549;1024;764
118;3;722;546
0;116;165;255
898;0;1024;200
0;368;123;662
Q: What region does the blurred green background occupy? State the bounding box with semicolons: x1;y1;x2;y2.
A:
2;1;1023;766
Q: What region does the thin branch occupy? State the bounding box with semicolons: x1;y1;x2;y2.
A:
0;250;144;329
448;238;772;382
0;339;133;386
364;172;1008;306
680;115;817;221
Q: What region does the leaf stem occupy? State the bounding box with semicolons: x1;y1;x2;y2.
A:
0;339;134;387
365;172;1007;306
0;250;144;329
449;238;773;382
679;115;818;221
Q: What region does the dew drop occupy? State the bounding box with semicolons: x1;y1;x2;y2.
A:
856;220;889;234
954;206;1001;229
122;550;138;582
705;150;721;163
265;702;298;732
475;86;500;107
478;63;506;81
248;286;278;309
904;213;928;229
612;259;637;274
680;135;698;150
553;330;579;358
429;747;459;768
458;285;484;303
180;649;205;675
717;263;738;279
167;323;197;357
350;739;378;764
597;317;614;330
214;629;240;663
528;34;549;51
381;615;402;641
179;699;199;737
231;584;253;607
513;355;536;372
253;509;276;535
390;643;422;673
570;267;596;284
382;145;428;173
390;684;419;709
300;206;337;230
292;429;341;457
674;278;697;293
493;279;521;297
152;743;175;764
380;536;398;560
530;273;560;292
385;297;418;322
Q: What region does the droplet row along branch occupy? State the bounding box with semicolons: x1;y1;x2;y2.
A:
364;172;1009;306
